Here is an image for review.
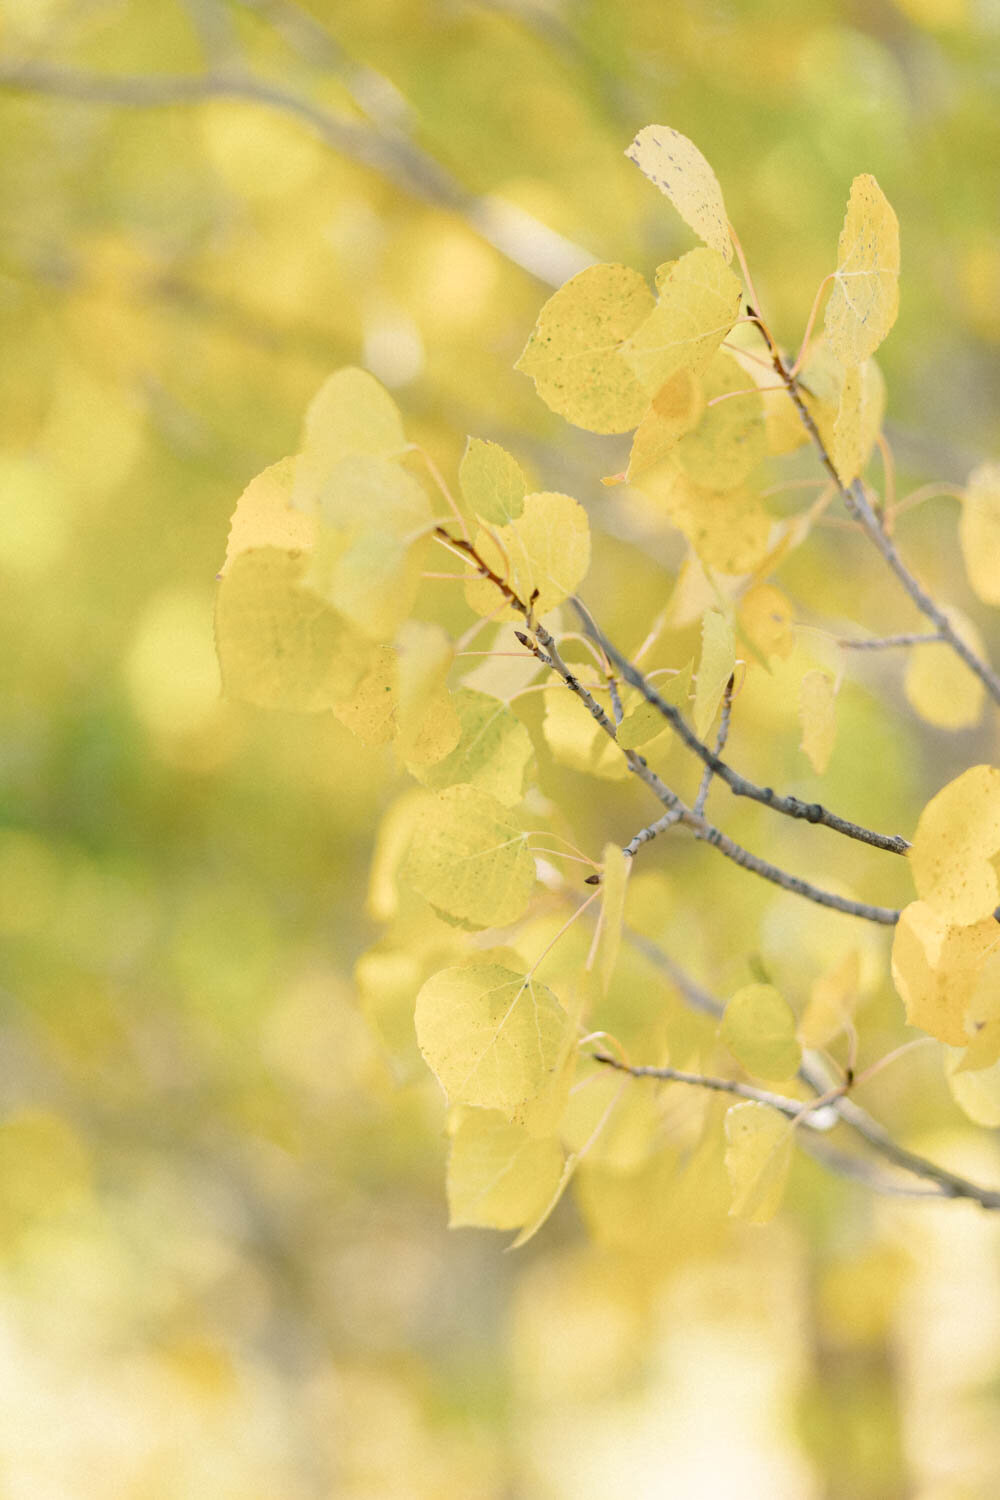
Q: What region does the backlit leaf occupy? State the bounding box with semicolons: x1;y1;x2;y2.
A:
904;608;985;729
721;983;802;1080
215;548;367;711
542;687;628;780
831;359;886;482
415;964;572;1114
635;465;771;575
724;1102;795;1224
464;491;590;619
945;1051;1000;1127
402;785;536;928
621;247;742;395
960;463;1000;606
799;669;837;774
616;662;692;749
333;644;397;745
459;438;527;526
625;369;703;482
891;900;998;1045
515;263;654;433
446;1108;565;1230
292;367;407;513
395;621;460;765
625;125;733;262
693;609;735;738
411;688;533;805
220;456;315;574
909;765;1000;925
673;351;766;490
799;950;860;1050
824;175;900;365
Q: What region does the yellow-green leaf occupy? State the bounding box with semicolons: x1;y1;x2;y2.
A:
799;669;837;774
615;663;691;750
673;352;766;490
215;548;367;711
903;609;985;730
220;456;315;574
410;688;533;805
724;1102;794;1224
333;644;397;745
721;983;802;1080
636;465;772;576
459;438;527;526
415;964;572;1114
402;786;536;928
515;263;654;434
464;491;590;619
824;175;900;366
446;1108;565;1230
693;609;735;738
625;125;733;262
625;369;703;481
395;621;460;765
831;359;885;482
292;367;407;513
945;1051;1000;1127
542;686;628;780
621;247;742;395
909;765;1000;925
960;463;1000;606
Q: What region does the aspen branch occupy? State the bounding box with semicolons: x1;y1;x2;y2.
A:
591;1052;827;1121
836;631;944;650
749;307;1000;706
570;598;911;856
617;933;1000;1211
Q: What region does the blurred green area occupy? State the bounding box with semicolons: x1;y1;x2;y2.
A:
1;0;1000;1493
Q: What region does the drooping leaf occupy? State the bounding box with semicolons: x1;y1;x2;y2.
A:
891;900;999;1045
960;463;1000;606
904;609;985;730
799;950;860;1050
515;263;654;433
292;367;407;513
464;491;590;619
831;359;885;482
459;438;527;526
824;175;900;365
908;765;1000;925
410;688;533;805
721;983;802;1080
625;125;733;262
415;964;572;1114
621;248;742;395
445;1108;565;1230
724;1102;795;1224
402;786;536;928
215;548;367;711
692;609;735;738
799;669;837;774
220;456;315;574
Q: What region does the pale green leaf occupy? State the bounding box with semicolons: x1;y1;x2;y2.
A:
692;609;735;738
292;367;407;512
824;175;900;366
724;1102;794;1224
402;785;536;928
446;1108;565;1230
464;491;590;619
410;688;533;805
621;247;742;395
721;983;802;1080
459;438;526;526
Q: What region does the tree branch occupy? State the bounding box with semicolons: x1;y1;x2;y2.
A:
570;598;911;856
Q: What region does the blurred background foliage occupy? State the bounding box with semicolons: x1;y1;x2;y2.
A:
1;0;1000;1494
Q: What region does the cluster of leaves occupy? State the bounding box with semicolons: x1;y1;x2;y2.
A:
215;126;1000;1236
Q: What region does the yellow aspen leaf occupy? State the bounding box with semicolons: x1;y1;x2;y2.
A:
693;609;735;738
824;174;900;366
445;1108;565;1230
960;463;1000;606
625;125;733;262
220;457;315;575
367;789;431;922
721;983;802;1080
515;263;654;434
954;952;1000;1071
724;1102;795;1225
560;1062;661;1172
304;454;431;641
673;352;767;490
738;585;795;661
542;687;629;780
903;608;985;729
292;367;407;513
414;964;572;1114
596;844;629;996
402;786;536;928
799;950;860;1050
831;359;886;482
410;688;533;805
622;247;742;397
625;369;703;482
333;644;397;745
797;337;845;455
909;765;1000;924
891;899;998;1044
616;661;692;750
459;437;527;526
636;464;771;576
945;1051;1000;1127
799;669;837;774
464;491;590;619
395;621;460;765
215;548;368;711
508;1152;579;1248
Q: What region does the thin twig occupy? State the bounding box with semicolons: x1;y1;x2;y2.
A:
591;1052;827;1121
569;598;911;856
836;631;944;651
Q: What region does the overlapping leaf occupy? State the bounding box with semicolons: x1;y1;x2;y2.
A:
824;175;900;365
625;125;733;261
621;248;742;395
908;765;1000;925
402;785;536;928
